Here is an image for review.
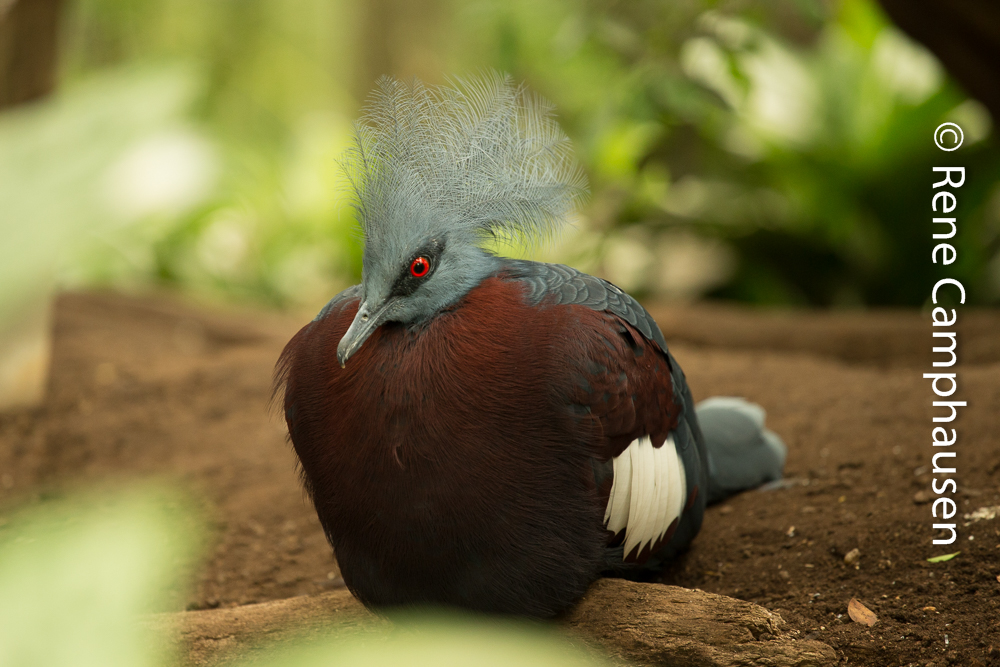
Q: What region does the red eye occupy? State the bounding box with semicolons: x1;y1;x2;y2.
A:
410;256;430;278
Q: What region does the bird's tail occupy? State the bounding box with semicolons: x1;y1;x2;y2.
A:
695;397;787;505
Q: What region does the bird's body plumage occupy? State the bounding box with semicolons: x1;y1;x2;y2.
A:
276;74;785;618
279;258;707;616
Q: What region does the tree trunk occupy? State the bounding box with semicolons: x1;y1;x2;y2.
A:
0;0;61;109
878;0;1000;121
352;0;445;102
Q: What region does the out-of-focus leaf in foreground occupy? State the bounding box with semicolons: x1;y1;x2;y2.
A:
0;489;200;667
0;65;200;316
0;66;207;408
237;613;613;667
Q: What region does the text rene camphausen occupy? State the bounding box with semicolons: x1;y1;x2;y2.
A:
925;123;966;546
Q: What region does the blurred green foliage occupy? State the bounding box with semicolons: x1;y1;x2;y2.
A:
0;488;199;666
451;0;1000;305
0;66;194;320
0;489;612;667
241;614;612;667
14;0;998;308
51;0;362;307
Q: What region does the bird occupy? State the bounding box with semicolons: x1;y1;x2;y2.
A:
275;74;786;618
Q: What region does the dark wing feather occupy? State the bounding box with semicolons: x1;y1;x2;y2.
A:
506;260;668;352
504;259;708;569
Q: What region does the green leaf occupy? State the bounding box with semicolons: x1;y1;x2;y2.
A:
232;612;613;667
927;551;960;563
0;65;197;324
0;488;201;667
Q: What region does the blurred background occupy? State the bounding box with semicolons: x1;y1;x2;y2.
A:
3;0;998;310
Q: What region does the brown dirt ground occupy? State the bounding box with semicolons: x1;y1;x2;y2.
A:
1;291;999;666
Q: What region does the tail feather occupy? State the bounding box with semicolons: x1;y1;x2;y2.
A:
695;397;787;505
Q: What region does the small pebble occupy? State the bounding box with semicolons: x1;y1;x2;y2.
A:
844;548;861;566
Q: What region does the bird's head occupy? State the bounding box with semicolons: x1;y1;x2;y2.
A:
336;74;586;367
336;232;490;367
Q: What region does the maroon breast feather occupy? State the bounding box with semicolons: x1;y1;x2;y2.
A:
276;274;684;608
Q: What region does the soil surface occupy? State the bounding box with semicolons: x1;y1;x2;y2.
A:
1;291;999;666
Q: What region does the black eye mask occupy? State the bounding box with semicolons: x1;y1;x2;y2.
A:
389;238;445;298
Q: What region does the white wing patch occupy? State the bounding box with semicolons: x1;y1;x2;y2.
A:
603;435;687;561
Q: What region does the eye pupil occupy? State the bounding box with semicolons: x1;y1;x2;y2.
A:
410;257;430;278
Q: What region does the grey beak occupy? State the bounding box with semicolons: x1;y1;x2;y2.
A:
337;299;392;367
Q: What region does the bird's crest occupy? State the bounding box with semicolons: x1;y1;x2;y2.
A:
342;73;587;252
